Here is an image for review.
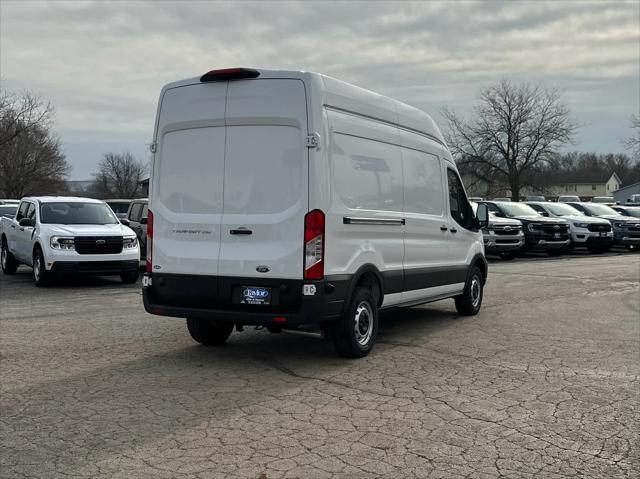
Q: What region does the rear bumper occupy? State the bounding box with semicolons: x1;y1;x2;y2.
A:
50;260;139;275
142;273;349;325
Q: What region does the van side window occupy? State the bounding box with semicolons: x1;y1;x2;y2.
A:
402;150;443;216
15;202;28;221
447;169;474;230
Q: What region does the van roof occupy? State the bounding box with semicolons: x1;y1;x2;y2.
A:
160;68;445;146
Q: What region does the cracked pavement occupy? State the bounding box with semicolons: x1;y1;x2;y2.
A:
1;253;638;478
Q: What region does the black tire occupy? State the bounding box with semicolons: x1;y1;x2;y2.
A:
331;286;378;358
186;318;234;346
455;266;483;316
32;246;51;287
547;249;564;257
1;238;18;274
499;251;516;260
120;269;140;284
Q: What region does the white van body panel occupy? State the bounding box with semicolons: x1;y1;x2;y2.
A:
218;79;308;279
146;68;485;324
153;83;227;276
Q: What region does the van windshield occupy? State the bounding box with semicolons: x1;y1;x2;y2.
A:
40;202;119;225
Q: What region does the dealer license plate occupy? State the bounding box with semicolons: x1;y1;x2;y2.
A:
240;286;271;305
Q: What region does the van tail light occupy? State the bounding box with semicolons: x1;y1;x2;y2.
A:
200;68;260;82
146;210;154;273
304;210;325;280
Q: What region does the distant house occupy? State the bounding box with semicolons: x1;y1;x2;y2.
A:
545;172;621;200
613;182;640;204
66;180;94;195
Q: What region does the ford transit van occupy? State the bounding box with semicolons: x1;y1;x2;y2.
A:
143;68;488;357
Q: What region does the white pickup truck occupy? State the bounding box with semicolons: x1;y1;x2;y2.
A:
1;196;140;286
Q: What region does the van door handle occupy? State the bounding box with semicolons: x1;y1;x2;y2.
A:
450;228;458;234
440;226;448;232
230;228;252;235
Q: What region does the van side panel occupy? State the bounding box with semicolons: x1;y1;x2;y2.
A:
324;108;404;294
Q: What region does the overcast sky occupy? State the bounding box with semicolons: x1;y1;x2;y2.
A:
1;0;639;179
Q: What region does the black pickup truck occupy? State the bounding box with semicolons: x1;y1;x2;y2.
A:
479;201;571;256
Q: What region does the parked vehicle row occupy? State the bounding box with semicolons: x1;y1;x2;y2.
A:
1;69;636;360
474;200;640;258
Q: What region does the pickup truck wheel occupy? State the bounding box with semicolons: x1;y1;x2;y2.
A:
120;270;140;284
32;247;50;287
1;240;18;274
186;318;233;346
455;266;483;316
331;286;378;358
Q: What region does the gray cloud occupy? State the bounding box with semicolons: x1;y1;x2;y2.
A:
1;0;638;179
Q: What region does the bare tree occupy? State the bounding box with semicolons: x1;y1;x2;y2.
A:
623;114;639;159
442;80;578;201
0;88;70;197
90;152;147;198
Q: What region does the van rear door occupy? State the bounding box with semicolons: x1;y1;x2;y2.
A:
152;83;227;276
218;79;308;279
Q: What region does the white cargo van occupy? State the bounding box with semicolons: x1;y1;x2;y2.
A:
143;68;488;357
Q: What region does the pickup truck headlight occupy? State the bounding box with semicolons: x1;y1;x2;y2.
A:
572;222;589;228
123;236;138;249
614;222;625;228
527;223;539;232
50;236;75;250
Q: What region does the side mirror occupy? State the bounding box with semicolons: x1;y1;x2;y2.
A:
19;218;34;227
476;203;489;229
140;217;147;225
120;219;130;226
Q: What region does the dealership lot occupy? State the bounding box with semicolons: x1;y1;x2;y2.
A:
1;254;638;478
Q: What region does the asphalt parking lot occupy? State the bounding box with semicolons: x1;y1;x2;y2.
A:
1;252;638;478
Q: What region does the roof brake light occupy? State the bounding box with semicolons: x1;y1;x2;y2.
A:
200;68;260;82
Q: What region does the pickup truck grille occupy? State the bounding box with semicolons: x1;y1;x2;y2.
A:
540;224;569;234
588;223;611;232
74;236;123;255
492;225;521;235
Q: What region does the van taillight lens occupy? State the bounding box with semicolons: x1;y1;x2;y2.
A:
304;209;325;280
146;210;153;273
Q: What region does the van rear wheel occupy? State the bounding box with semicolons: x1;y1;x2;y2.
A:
186;318;234;346
331;287;378;358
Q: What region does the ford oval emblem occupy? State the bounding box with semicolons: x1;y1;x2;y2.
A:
256;265;270;273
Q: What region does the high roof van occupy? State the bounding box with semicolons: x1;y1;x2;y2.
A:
143;68;488;357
